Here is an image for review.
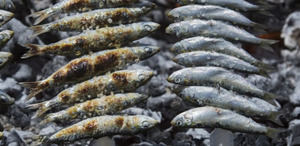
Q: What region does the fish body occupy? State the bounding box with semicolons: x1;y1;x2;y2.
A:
0;10;13;26
168;5;259;27
0;0;15;11
167;67;277;100
47;115;159;142
29;0;140;25
171;106;281;138
31;7;153;36
23;22;160;58
166;19;276;45
0;90;14;105
0;30;13;47
176;0;259;11
29;69;154;117
170;36;268;68
173;51;268;76
42;93;148;124
0;52;12;69
173;86;278;118
21;46;159;99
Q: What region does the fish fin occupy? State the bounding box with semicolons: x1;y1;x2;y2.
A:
268;111;285;127
21;44;44;59
19;81;44;100
28;9;54;25
31;23;51;36
26;102;49;118
40;115;52;125
265;127;285;139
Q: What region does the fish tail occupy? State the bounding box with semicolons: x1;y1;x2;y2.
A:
260;39;279;45
40;115;52;125
263;92;278;100
28;9;55;25
268;111;285;127
265;127;284;139
19;81;44;100
31;23;52;36
252;22;267;30
27;102;50;118
21;44;44;59
255;61;275;72
258;68;270;78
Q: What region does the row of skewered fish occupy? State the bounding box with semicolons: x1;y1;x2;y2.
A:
166;0;284;138
20;0;161;143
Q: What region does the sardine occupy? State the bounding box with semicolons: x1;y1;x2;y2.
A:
0;0;15;11
28;69;154;117
31;7;154;36
171;106;282;138
0;90;14;105
0;10;13;26
41;93;148;124
22;22;160;58
170;36;271;69
167;5;262;27
46;115;159;143
167;67;278;100
0;30;14;47
0;52;12;69
176;0;260;11
166;19;277;45
173;51;269;77
173;86;282;125
29;0;140;25
20;46;159;99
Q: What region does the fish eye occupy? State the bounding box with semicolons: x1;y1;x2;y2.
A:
138;74;145;80
0;16;4;21
143;24;153;32
141;121;151;128
0;35;4;40
174;78;182;83
175;119;183;126
144;47;152;54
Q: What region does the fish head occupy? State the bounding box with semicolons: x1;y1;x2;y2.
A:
171;112;193;128
166;9;180;21
0;0;15;10
167;70;186;85
171;85;185;95
133;46;160;60
0;10;14;26
0;52;12;67
0;91;14;105
135;115;159;131
165;23;179;35
134;69;154;84
0;30;14;41
170;42;183;54
139;22;160;35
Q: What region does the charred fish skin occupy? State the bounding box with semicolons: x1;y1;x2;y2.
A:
42;93;148;124
0;90;14;105
0;10;13;26
22;22;160;58
0;30;14;47
29;0;140;25
170;106;279;137
28;69;154;118
173;51;267;76
173;86;278;118
167;67;277;100
166;19;276;45
31;7;154;36
0;0;15;11
0;52;12;69
170;36;264;66
46;115;159;143
21;46;159;99
176;0;259;11
168;5;259;27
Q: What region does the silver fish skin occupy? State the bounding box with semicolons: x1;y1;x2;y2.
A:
173;51;268;77
47;115;159;143
0;0;15;11
0;52;12;69
0;30;13;47
168;5;259;27
0;90;14;105
166;19;277;45
23;22;160;58
167;67;277;100
173;86;278;118
31;7;154;36
171;106;281;138
176;0;259;11
42;93;148;124
0;10;13;26
29;0;140;25
28;69;154;117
